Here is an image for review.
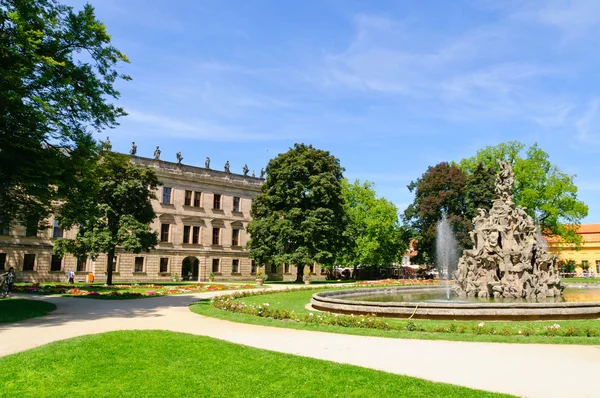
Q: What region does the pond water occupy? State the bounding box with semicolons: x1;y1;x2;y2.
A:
344;287;600;304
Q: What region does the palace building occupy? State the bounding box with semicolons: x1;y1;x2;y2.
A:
548;224;600;276
0;155;324;283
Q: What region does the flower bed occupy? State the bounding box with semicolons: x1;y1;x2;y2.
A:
14;283;255;298
210;288;600;338
355;279;441;286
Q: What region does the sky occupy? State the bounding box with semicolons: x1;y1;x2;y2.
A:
67;0;600;222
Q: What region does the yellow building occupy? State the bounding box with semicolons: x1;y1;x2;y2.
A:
549;224;600;277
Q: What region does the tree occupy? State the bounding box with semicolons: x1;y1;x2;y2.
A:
463;162;496;221
338;179;405;278
54;152;159;285
403;162;471;265
458;142;588;244
247;144;348;282
0;0;130;230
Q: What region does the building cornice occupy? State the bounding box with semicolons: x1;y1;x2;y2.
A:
130;156;264;192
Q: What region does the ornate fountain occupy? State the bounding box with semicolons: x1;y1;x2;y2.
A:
310;160;600;320
453;161;564;299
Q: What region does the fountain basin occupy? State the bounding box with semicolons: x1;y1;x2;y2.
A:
311;286;600;320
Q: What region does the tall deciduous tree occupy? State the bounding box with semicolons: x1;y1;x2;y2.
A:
459;141;588;244
0;0;130;229
247;144;348;282
403;162;471;265
339;179;405;278
463;162;496;221
54;152;159;285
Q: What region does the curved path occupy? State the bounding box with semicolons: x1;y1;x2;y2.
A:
1;287;599;398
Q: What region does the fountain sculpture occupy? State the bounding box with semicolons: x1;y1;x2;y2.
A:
453;160;564;299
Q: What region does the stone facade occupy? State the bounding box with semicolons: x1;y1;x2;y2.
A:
549;224;600;277
0;155;324;283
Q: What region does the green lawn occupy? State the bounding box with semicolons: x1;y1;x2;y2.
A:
0;299;56;323
563;278;600;284
0;331;510;397
190;288;600;345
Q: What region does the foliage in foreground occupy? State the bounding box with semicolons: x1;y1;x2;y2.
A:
54;151;160;285
208;288;600;340
0;299;56;323
0;331;510;397
0;0;130;228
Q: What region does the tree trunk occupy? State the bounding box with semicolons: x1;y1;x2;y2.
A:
353;264;358;280
106;248;115;286
296;265;304;283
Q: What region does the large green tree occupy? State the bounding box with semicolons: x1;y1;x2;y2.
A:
54;152;159;285
0;0;129;230
247;144;348;282
338;179;405;277
458;141;588;244
403;162;472;265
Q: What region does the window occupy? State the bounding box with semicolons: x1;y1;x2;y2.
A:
0;253;6;270
23;254;35;271
271;264;277;274
25;217;38;237
582;260;589;270
212;258;220;273
76;257;87;272
284;264;290;274
233;197;240;212
183;226;191;243
0;219;9;235
108;256;118;272
134;257;144;273
160;224;170;242
194;191;202;207
232;229;240;246
232;259;239;273
50;255;62;271
160;257;169;273
213;194;221;210
183;190;192;206
596;260;600;274
251;260;257;275
192;226;200;244
309;264;315;274
53;220;63;239
212;228;220;245
162;187;172;204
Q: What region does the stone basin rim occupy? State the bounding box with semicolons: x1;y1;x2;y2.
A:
311;287;600;320
313;287;600;308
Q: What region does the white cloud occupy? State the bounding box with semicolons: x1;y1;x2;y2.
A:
123;109;292;142
575;99;600;144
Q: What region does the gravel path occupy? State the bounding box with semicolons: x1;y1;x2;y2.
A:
1;288;599;398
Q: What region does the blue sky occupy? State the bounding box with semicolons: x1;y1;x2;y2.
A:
68;0;600;222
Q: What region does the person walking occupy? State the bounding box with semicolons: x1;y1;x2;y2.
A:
68;269;75;285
